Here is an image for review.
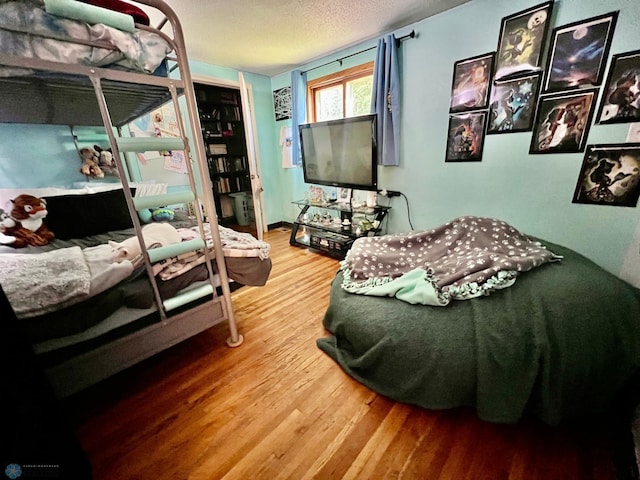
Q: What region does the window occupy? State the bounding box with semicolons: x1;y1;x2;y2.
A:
307;62;374;122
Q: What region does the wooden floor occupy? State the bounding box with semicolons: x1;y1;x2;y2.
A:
63;228;619;480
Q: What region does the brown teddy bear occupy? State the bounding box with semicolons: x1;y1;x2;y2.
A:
79;147;105;178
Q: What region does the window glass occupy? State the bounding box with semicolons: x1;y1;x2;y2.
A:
346;76;373;117
315;85;343;121
307;62;374;122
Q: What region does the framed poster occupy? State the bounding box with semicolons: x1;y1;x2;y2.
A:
337;187;352;204
494;1;554;80
273;86;292;121
572;143;640;206
446;111;487;162
449;52;495;113
487;72;541;134
596;50;640;124
544;11;618;92
529;89;597;154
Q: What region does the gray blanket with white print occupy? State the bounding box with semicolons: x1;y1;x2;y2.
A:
340;216;562;305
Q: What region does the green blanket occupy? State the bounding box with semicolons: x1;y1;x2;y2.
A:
317;239;640;424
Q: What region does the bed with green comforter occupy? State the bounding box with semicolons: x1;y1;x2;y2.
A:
317;218;640;425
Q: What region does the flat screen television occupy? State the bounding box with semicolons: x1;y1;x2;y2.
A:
299;114;377;191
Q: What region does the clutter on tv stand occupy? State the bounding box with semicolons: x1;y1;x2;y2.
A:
289;197;390;259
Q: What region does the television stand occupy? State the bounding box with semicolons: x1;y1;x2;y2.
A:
289;200;390;259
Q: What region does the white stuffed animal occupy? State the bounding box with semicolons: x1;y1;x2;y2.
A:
0;208;16;244
109;222;182;263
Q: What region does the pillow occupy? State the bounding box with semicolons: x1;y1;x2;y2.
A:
78;0;150;25
44;188;135;240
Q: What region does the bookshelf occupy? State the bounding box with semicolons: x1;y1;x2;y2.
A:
194;83;251;225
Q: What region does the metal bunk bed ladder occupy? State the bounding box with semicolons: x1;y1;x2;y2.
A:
88;74;243;346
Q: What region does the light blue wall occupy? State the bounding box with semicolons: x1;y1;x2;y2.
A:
269;0;640;275
1;0;639;275
0;125;86;188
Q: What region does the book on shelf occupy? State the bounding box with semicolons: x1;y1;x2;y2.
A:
216;177;232;193
222;106;241;121
208;144;227;155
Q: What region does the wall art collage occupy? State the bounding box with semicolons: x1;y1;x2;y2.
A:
445;1;640;208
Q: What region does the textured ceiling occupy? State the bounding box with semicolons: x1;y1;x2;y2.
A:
150;0;472;77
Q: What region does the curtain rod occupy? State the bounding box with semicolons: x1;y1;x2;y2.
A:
301;29;415;75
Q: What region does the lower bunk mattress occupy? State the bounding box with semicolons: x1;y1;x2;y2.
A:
0;225;271;366
317;238;640;425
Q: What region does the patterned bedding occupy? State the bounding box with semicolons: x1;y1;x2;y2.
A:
0;0;171;77
341;216;561;306
0;243;133;318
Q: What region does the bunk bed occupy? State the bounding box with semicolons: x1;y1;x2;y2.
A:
0;0;264;397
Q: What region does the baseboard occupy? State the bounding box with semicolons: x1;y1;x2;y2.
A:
268;221;293;231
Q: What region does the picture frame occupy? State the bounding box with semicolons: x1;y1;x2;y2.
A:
595;49;640;124
449;52;495;113
544;11;618;93
487;72;541;134
308;185;324;204
494;1;554;80
446;111;487;162
336;187;352;204
529;89;597;154
273;86;292;121
572;143;640;207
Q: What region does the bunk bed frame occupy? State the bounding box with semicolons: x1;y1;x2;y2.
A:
0;0;243;397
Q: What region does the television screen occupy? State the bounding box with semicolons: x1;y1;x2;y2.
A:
299;114;377;191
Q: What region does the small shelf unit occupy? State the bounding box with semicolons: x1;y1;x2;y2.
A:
290;200;390;259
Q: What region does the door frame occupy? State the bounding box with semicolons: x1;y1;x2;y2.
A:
191;74;266;239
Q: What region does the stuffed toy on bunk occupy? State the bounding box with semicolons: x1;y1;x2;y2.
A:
0;195;55;248
109;222;181;263
79;147;104;178
0;208;17;245
94;145;120;177
152;208;174;221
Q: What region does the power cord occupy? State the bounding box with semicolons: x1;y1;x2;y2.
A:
400;192;414;231
378;189;414;231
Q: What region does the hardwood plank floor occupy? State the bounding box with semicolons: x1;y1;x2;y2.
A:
62;228;619;480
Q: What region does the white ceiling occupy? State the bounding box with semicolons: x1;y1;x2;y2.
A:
151;0;472;77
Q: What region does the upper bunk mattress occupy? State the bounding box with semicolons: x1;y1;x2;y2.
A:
0;0;172;77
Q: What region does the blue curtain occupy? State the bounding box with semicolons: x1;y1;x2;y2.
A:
290;69;307;167
371;35;400;166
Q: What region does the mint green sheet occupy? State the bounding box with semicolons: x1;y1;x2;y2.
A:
317;239;640;425
44;0;135;32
